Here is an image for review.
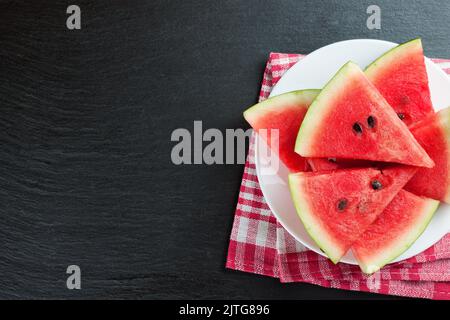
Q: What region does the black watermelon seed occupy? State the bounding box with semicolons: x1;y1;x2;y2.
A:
353;122;363;134
371;180;382;190
328;158;337;163
397;113;405;120
337;198;348;211
367;115;376;128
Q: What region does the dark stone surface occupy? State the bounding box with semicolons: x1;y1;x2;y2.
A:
0;0;448;299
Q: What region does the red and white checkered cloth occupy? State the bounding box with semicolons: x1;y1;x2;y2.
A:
226;52;450;300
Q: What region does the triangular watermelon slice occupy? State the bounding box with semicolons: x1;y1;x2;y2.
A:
244;89;320;172
288;166;417;263
295;62;434;168
352;190;439;274
365;39;434;126
404;107;450;203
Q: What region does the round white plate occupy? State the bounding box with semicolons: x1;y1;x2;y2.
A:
255;39;450;265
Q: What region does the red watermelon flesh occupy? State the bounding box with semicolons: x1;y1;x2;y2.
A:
365;39;434;126
352;190;439;274
404;107;450;203
288;166;417;263
307;158;374;172
295;62;434;168
244;90;319;172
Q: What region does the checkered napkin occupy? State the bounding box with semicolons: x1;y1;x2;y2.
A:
226;53;450;300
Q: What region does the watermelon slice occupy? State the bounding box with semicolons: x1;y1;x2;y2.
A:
365;39;433;126
404;107;450;203
288;166;417;263
352;190;439;274
243;89;320;172
295;62;434;168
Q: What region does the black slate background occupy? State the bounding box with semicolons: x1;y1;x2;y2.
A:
0;0;449;299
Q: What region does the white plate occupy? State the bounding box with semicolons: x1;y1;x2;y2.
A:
255;39;450;265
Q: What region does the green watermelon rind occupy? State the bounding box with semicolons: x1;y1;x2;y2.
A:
365;38;422;77
353;197;439;274
288;173;343;264
243;89;320;124
294;62;360;156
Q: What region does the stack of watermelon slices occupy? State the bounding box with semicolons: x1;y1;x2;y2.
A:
244;39;449;274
